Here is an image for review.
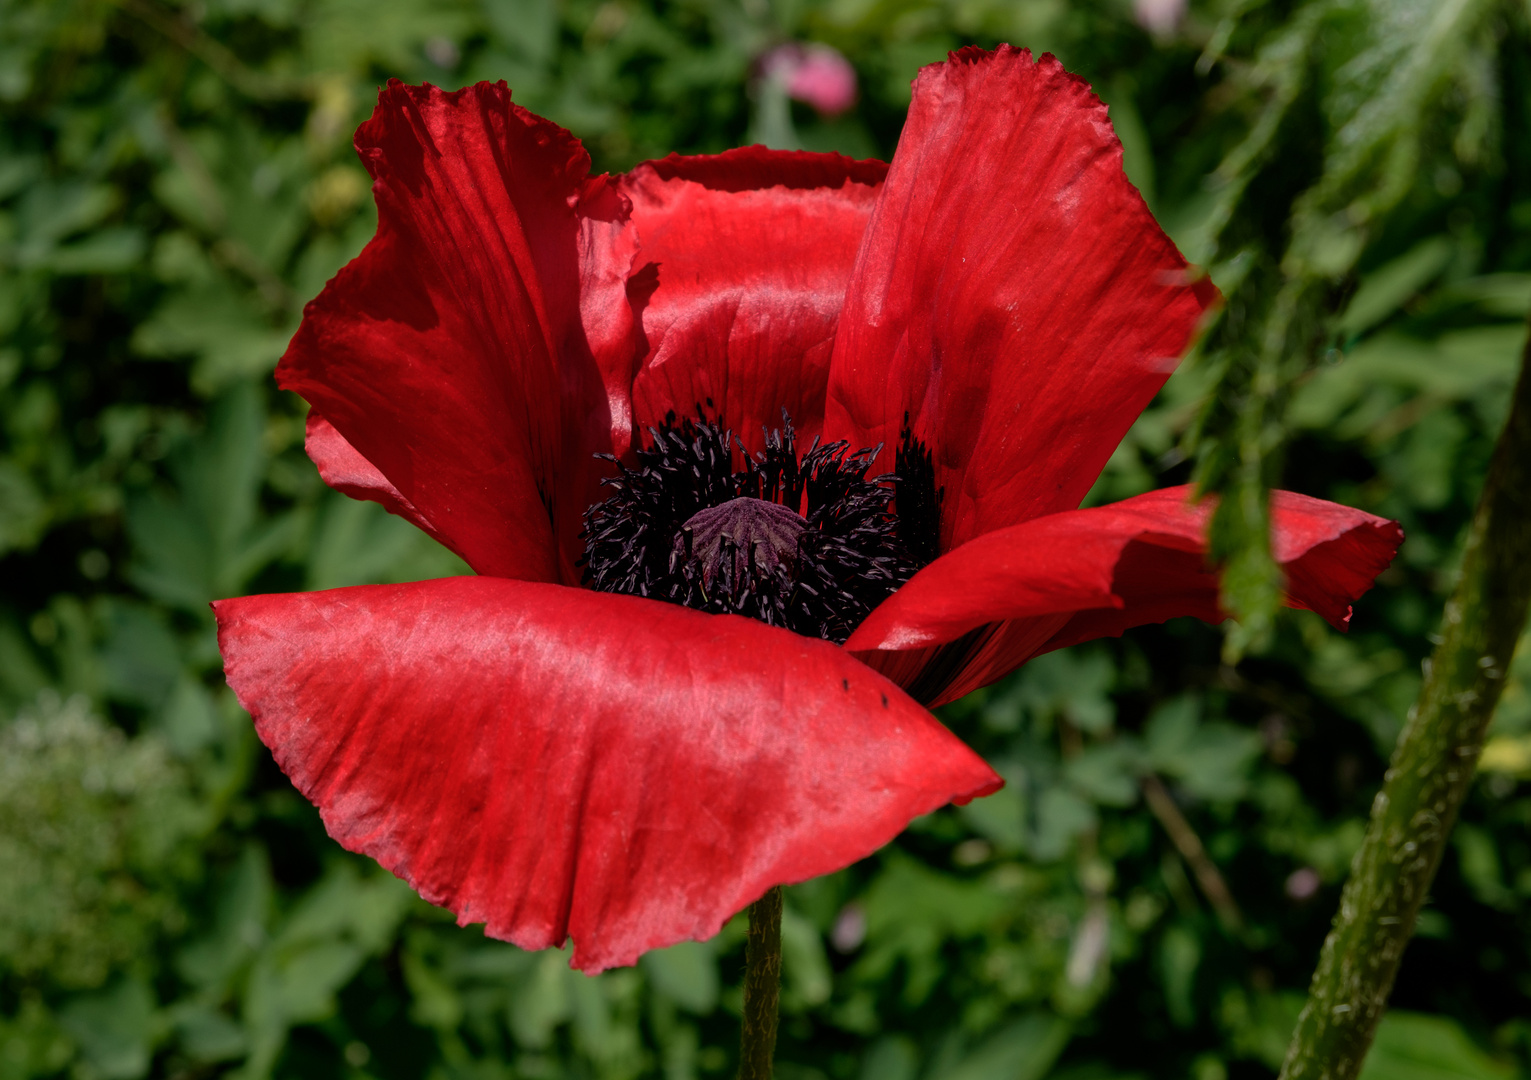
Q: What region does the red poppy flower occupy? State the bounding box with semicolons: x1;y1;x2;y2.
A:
213;46;1401;973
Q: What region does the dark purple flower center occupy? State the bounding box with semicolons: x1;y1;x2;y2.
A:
580;409;942;643
675;497;808;588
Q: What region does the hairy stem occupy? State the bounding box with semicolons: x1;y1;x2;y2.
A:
1279;329;1531;1080
738;886;783;1080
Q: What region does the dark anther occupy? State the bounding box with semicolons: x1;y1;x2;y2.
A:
895;413;943;567
579;409;943;644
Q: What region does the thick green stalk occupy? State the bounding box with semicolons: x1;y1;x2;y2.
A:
1278;332;1531;1080
738;886;783;1080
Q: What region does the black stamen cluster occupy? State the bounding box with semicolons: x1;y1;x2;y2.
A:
895;414;943;566
581;410;941;644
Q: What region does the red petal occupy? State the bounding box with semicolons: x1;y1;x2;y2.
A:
304;413;447;546
619;148;885;456
576;173;646;460
279;82;639;583
1035;489;1405;653
213;577;998;972
824;47;1217;549
846;487;1401;705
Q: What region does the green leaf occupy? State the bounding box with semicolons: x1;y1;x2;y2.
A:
1031;786;1098;862
1294;324;1526;433
859;1036;918;1080
1451;825;1514;912
1144;696;1200;764
509;948;576;1046
0;616;50;705
569;972;617;1061
306;493;468;589
1222;990;1304;1070
856;854;1008;1004
0;460;46;555
176;845;272;992
1158;924;1200;1029
0;153;42;201
31;226;145;274
642;939;719;1015
958;759;1028;852
169;1004;247;1064
400;941;464;1032
934;1013;1071;1080
158;675;219;755
1439;274;1531;319
0;996;75;1079
97;600;181;709
57;977;159;1080
246;938;364;1027
1064;743;1142;808
126;382;299;609
1012;650;1117;734
13;181;118;249
131;280;292;396
781;905;833;1010
1359;1012;1515;1080
1145;697;1262;801
481;0;557;66
1339;237;1455;337
303;0;477;74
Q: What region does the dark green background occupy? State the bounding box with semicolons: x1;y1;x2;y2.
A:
3;0;1530;1077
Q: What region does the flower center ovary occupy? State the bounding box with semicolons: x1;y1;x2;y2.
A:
674;497;808;590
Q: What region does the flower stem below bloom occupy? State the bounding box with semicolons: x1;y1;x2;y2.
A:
739;885;783;1080
1278;322;1531;1079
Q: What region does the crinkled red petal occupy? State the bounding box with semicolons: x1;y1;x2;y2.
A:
846;486;1402;706
619;147;885;456
824;47;1217;549
279;81;640;583
213;577;999;972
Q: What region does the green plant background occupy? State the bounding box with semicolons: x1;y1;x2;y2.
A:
3;0;1530;1077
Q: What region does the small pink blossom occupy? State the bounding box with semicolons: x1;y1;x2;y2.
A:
831;903;867;952
1134;0;1187;35
1286;867;1322;901
762;43;858;117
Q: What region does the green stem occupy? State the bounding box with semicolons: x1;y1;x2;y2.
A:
738;886;783;1080
1278;328;1531;1080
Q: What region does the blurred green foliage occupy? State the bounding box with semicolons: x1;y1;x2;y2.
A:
2;0;1530;1077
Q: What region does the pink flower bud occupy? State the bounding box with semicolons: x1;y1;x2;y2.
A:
1134;0;1187;34
762;43;858;117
